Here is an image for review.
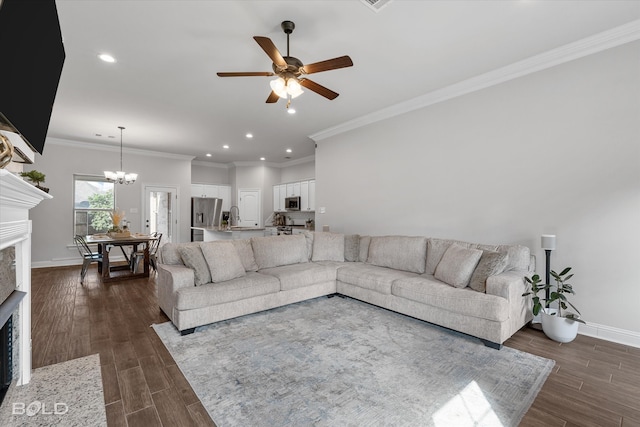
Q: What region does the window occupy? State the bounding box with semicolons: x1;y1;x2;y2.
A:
73;175;115;236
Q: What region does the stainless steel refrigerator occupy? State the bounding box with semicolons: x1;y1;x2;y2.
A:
191;197;222;241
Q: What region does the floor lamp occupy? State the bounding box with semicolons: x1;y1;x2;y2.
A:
541;234;556;308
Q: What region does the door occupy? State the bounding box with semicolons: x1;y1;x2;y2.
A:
144;185;178;244
238;189;260;227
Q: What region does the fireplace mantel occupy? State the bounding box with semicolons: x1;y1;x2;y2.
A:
0;169;52;385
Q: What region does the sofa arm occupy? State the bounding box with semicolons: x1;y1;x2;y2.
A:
157;263;195;321
485;270;528;301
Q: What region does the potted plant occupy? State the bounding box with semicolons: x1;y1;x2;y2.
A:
523;267;585;343
19;170;49;193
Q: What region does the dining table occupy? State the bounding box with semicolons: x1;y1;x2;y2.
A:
85;233;158;282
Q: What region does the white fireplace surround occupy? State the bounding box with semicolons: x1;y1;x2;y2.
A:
0;169;52;385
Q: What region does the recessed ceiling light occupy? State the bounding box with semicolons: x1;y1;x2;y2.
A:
206;153;212;157
245;133;253;139
223;145;229;149
287;108;296;115
98;53;116;63
286;148;292;153
260;157;265;161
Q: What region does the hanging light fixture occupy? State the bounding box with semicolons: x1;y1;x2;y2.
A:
104;126;137;184
269;76;304;99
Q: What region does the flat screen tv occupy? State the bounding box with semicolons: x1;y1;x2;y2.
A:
0;0;65;155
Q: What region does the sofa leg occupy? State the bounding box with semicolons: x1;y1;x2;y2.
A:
481;339;502;350
180;328;196;336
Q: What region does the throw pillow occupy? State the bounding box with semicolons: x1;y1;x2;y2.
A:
344;234;360;262
367;236;428;274
312;232;345;262
178;245;211;286
251;234;309;269
231;239;259;272
358;236;371;262
497;244;531;271
426;238;471;275
434;244;483;288
468;250;509;293
200;241;246;283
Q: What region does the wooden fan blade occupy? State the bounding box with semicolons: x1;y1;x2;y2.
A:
216;72;274;77
299;79;339;100
253;36;287;68
266;91;280;103
302;56;353;74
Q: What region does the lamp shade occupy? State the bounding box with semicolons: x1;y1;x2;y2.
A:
541;234;556;250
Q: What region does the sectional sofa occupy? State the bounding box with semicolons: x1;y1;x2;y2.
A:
156;233;534;348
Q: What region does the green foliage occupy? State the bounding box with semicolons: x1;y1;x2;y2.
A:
522;273;548;316
88;189;114;231
523;267;585;324
549;267;585;323
20;170;46;185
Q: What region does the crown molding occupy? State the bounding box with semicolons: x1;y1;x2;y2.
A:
46;137;196;161
192;160;230;169
230;155;315;169
310;19;640;142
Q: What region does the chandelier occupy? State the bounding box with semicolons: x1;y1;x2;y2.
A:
104;126;137;185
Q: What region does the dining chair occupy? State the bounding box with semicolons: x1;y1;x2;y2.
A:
74;235;102;284
131;232;162;273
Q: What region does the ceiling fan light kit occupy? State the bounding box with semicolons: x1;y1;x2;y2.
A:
217;20;353;108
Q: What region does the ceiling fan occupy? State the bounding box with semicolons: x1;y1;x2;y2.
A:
217;21;353;106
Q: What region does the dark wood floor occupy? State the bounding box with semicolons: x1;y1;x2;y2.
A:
31;265;640;427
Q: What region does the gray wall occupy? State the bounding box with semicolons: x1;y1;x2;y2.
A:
315;42;640;334
27;139;194;266
279;159;315;183
191;162;229;184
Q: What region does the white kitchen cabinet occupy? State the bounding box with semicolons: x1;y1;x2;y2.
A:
279;184;287;210
191;184;219;198
300;180;310;211
286;182;301;197
308;180;315;211
219;185;231;211
273;185;281;212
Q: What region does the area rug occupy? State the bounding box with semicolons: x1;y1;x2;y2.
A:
153;296;554;427
0;354;106;427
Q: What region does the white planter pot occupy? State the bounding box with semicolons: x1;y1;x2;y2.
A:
541;309;580;343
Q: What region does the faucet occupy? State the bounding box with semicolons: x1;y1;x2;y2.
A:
228;206;240;230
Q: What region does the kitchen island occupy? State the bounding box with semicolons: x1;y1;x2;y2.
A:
191;226;267;241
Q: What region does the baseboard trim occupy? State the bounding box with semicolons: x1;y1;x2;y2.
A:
32;255;128;269
579;322;640;349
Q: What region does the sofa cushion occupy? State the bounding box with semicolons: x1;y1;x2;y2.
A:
358;236;371;262
200;241;246;283
344;234;360;262
160;242;199;266
366;236;428;274
251;235;309;269
497;244;530;271
434;244;483;288
426;238;471;275
312;232;345;262
337;263;419;295
231;239;259;272
177;245;211;286
392;276;509;322
468;251;509;293
175;272;280;310
259;263;339;291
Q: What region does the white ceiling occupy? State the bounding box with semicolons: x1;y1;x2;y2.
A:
49;0;640;164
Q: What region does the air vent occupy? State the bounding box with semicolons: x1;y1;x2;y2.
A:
361;0;394;12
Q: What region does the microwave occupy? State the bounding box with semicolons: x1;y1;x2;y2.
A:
285;196;300;211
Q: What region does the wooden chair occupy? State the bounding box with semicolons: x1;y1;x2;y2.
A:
74;235;102;284
131;232;162;273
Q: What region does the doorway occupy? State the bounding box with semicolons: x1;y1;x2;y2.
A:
238;189;261;227
144;185;178;244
